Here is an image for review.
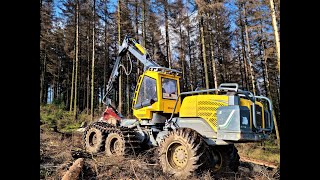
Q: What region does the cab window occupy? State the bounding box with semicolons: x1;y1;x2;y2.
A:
162;78;177;99
136;76;157;105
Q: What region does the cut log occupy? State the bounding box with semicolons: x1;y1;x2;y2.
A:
61;158;84;180
240;156;278;169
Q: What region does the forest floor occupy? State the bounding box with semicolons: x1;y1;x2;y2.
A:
40;126;280;180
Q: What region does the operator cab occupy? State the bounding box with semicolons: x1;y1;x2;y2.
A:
132;67;181;121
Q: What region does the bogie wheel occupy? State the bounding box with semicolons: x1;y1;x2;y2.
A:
158;128;212;179
210;144;240;173
105;133;125;156
84;126;106;154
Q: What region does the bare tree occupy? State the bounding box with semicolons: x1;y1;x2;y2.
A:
73;0;79;119
269;0;280;73
91;0;96;120
117;0;122;114
243;3;256;94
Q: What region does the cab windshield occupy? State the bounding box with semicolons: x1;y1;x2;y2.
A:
136;76;157;105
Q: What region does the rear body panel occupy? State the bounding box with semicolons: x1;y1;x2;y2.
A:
178;94;269;142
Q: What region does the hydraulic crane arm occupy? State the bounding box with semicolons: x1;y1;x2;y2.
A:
120;36;160;68
102;35;161;106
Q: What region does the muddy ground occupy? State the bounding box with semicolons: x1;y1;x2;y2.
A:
40;127;280;180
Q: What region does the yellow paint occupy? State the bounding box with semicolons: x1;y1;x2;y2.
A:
179;94;266;133
240;99;265;129
134;43;146;55
132;70;181;120
171;144;188;168
179;95;228;132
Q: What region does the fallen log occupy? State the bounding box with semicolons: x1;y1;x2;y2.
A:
61;158;84;180
240;156;278;169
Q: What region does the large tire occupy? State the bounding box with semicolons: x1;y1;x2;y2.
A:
158;128;212;179
105;133;125;156
210;144;240;173
104;128;141;157
83;126;106;154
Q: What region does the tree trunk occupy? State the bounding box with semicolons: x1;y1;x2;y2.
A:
192;44;197;89
66;60;70;108
142;0;146;47
91;0;96;121
269;0;280;73
272;110;280;147
40;49;47;104
135;0;140;78
57;59;61;101
164;0;171;68
200;16;209;89
210;31;218;92
83;66;86;110
260;46;268;97
118;0;122;114
179;23;185;92
259;19;269;97
87;32;90;115
73;0;79;120
234;34;245;89
243;4;256;95
239;8;249;90
103;4;108;107
70;57;75;112
274;75;280;147
238;50;244;88
187;24;193;91
263;50;271;97
78;59;82;110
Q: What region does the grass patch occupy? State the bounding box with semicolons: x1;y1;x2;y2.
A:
236;135;280;164
40;104;89;133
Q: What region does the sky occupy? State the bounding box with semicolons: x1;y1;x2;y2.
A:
54;0;118;17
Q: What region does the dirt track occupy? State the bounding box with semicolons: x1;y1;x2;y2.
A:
40;128;280;180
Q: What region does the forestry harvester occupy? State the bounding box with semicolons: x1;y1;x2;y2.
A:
83;35;274;178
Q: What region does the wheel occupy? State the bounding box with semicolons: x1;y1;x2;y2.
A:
104;127;141;157
83;126;106;154
158;128;212;179
105;133;125;156
210;144;240;173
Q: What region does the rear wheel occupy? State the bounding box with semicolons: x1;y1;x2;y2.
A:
83;126;106;154
158;128;212;179
210;144;240;173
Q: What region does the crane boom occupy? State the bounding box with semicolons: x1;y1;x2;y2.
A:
102;35;161;105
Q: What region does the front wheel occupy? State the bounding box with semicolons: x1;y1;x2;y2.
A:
105;133;125;156
158;128;212;179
